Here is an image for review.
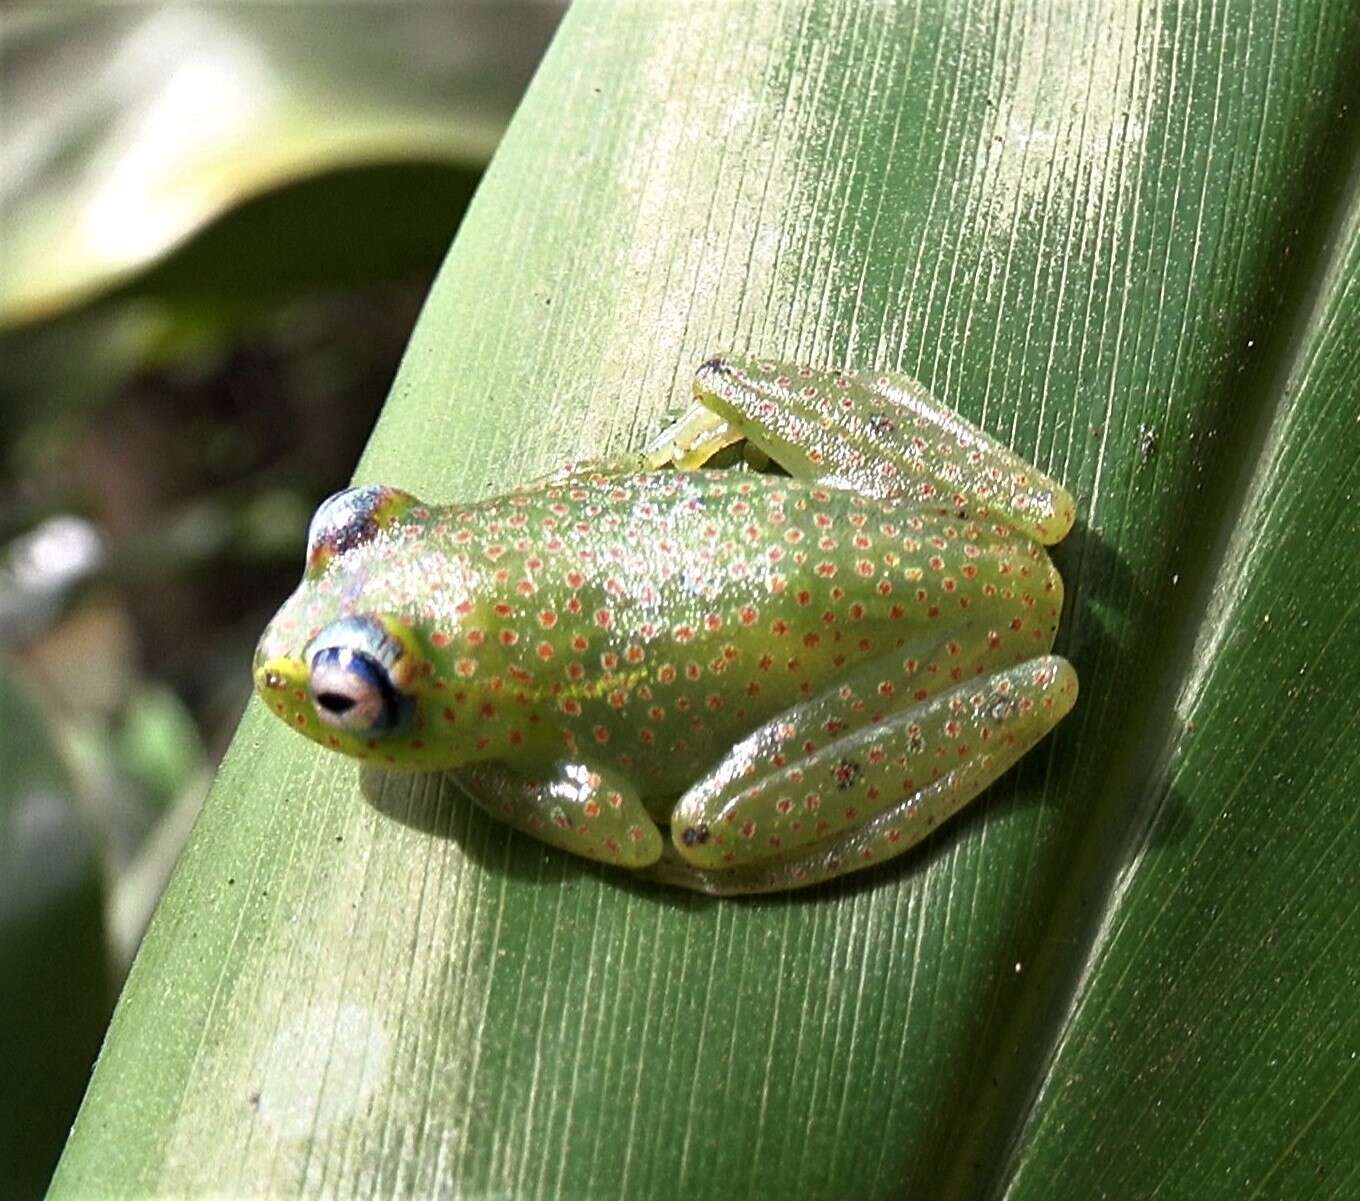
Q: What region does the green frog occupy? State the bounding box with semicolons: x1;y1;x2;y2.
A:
255;353;1077;894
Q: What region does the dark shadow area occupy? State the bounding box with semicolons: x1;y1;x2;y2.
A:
0;859;112;1201
356;707;1157;912
1051;515;1142;669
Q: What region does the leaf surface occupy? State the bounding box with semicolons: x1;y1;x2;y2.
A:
50;4;1360;1198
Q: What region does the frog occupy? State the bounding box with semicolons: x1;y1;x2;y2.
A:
254;353;1078;895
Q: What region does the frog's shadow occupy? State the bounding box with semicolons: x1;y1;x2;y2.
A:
1043;516;1191;853
357;760;1161;911
1052;516;1140;675
360;764;861;908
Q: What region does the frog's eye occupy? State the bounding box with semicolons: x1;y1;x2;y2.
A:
305;484;421;577
309;648;404;733
305;615;416;735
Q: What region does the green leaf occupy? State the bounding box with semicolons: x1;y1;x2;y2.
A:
114;684;205;812
49;3;1360;1198
0;660;111;1201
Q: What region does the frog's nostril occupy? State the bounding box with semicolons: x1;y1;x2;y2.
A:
316;692;356;715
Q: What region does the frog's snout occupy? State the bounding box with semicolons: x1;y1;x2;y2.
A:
254;654;311;734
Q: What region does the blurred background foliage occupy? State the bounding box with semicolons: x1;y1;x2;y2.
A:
0;5;564;1196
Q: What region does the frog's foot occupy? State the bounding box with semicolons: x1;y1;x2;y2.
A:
514;399;748;489
638;396;747;470
692;353;1076;545
660;656;1077;895
453;759;662;869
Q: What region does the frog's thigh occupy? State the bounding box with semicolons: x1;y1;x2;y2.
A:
453;760;662;869
674;625;1048;835
666;656;1077;892
692;353;1075;545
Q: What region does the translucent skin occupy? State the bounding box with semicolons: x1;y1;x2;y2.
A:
256;354;1078;894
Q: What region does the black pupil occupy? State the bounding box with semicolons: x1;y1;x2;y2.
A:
317;692;356;715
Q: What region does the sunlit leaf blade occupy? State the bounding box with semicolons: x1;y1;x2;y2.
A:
49;3;1360;1198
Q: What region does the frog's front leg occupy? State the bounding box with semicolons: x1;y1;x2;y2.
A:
453;759;662;869
651;655;1077;896
686;353;1077;545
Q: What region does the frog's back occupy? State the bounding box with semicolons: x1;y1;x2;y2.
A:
437;470;1063;797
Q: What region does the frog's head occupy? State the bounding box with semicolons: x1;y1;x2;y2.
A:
254;484;452;765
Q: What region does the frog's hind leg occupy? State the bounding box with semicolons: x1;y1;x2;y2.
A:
452;759;662;869
652;655;1076;896
693;353;1076;545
